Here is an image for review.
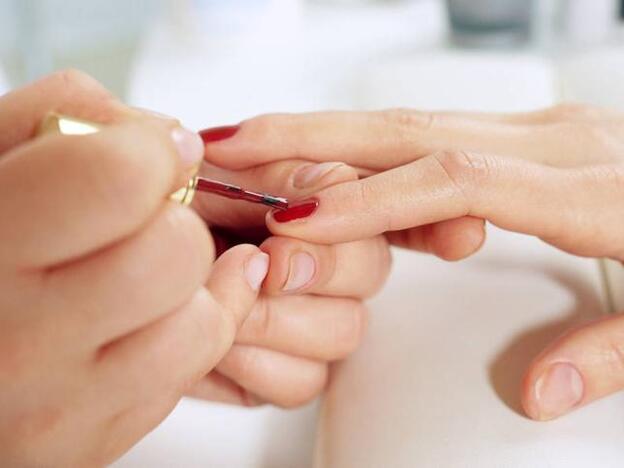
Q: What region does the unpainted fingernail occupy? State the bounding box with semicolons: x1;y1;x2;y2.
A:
533;362;584;420
293;162;346;189
245;253;270;291
171;126;205;168
283;252;316;291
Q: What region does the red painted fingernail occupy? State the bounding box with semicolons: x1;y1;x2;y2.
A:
199;125;239;144
273;199;319;223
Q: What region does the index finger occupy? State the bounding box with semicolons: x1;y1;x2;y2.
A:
201;108;558;172
0;69;134;154
265;151;613;253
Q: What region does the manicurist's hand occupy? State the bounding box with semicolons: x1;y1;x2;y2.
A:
0;71;269;466
186;138;391;407
199;105;624;421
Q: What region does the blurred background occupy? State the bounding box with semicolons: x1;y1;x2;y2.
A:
1;1;623;466
1;0;624;123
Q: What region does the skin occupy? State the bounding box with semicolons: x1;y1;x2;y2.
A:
0;71;390;466
190;158;391;407
201;105;624;421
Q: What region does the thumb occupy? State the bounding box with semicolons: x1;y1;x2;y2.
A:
522;313;624;420
205;244;270;357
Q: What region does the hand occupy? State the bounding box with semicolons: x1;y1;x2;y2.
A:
187;151;391;407
0;71;268;466
199;105;624;420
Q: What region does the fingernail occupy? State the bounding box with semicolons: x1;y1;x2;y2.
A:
292;162;345;189
171;126;204;167
199;125;240;144
533;362;584;420
245;253;270;291
272;199;319;223
283;252;316;291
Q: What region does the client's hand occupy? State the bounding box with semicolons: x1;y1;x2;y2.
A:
188;152;391;408
200;105;624;420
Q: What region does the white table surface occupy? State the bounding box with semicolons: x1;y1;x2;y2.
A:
111;1;624;466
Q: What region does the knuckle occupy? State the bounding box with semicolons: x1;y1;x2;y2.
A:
379;108;435;132
352;180;379;214
246;113;289;137
350;180;399;233
432;150;493;203
48;68;92;89
46;69;113;100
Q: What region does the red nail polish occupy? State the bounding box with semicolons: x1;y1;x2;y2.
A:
199;125;239;144
273;199;319;223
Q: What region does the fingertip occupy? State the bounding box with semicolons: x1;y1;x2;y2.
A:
521;361;585;421
429;217;486;261
208;244;268;328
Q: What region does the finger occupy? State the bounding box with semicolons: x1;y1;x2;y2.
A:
522;313;624;421
260;235;390;298
200;108;586;171
193;159;359;230
0;69;141;154
266;151;624;259
204;245;270;328
216;345;327;408
0;119;201;268
386;216;486;261
42;203;214;347
237;295;366;361
96;244;268;404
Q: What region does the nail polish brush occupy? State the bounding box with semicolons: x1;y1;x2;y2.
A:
38;113;290;210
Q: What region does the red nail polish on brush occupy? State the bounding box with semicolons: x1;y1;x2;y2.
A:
199;125;239;143
273;199;319;223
